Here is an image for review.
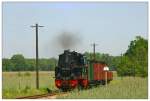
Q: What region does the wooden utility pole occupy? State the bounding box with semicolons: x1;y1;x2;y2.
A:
91;43;98;60
31;23;44;89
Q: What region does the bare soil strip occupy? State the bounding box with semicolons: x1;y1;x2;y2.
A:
16;92;67;99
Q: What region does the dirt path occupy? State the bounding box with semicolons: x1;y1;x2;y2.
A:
40;93;68;99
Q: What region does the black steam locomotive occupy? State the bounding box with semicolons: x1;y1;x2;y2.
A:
55;50;113;91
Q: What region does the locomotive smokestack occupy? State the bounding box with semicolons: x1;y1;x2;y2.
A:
64;49;70;53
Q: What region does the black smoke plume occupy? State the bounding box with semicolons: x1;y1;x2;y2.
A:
55;31;82;49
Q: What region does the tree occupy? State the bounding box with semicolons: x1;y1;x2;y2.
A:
25;59;35;71
2;59;14;71
11;54;27;71
116;56;135;76
49;58;57;71
2;57;58;71
117;36;148;77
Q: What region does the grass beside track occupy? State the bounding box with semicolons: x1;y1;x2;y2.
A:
2;71;148;99
58;77;148;99
2;71;56;99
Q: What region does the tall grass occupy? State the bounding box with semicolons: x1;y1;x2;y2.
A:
3;72;148;99
58;77;148;99
2;71;56;99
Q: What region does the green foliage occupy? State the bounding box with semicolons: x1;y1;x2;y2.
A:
116;56;135;76
11;54;27;71
2;59;14;71
125;36;148;57
117;36;148;77
38;58;57;71
2;55;58;71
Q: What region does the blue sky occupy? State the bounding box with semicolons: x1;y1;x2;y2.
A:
2;2;148;58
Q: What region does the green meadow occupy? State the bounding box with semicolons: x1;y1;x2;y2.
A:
2;71;148;99
58;77;148;99
2;71;56;99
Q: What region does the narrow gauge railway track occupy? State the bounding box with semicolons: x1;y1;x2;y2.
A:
16;90;67;99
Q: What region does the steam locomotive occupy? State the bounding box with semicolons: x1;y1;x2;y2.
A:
55;50;113;91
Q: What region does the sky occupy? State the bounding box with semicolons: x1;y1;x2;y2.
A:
2;2;148;58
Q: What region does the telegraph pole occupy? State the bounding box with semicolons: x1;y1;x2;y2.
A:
91;43;98;60
31;23;44;89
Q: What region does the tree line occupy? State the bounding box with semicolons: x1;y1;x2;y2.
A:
2;56;57;71
117;36;148;77
2;36;148;77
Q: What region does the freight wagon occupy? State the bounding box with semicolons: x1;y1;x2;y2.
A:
88;61;113;85
55;50;113;91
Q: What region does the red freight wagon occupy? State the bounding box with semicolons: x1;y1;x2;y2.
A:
93;62;113;82
94;63;100;80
